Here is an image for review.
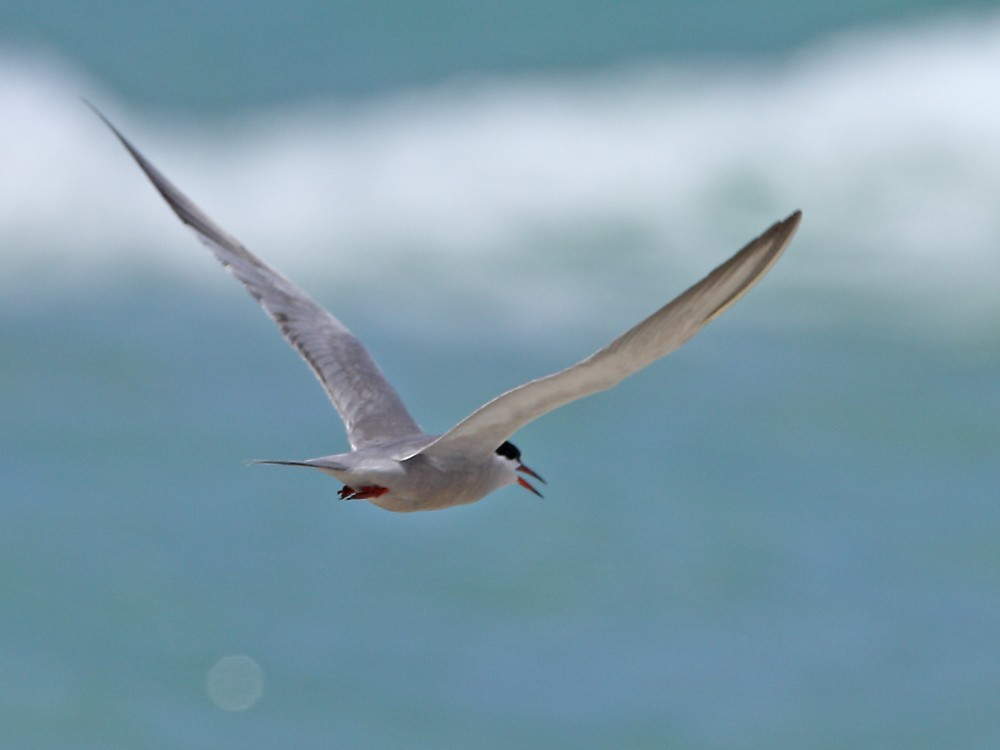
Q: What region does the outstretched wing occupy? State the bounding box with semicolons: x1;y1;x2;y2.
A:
411;211;801;461
92;105;421;448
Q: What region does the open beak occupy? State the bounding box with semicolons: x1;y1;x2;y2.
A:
516;463;546;498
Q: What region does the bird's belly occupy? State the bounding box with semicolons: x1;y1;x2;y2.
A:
367;458;509;513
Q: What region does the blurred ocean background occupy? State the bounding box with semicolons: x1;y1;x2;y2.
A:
3;1;1000;747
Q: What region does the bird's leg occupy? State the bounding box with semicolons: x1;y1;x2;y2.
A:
338;485;389;500
352;485;389;499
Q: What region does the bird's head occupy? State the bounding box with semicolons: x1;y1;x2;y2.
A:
495;441;545;497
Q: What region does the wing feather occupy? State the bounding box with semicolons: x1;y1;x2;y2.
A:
413;211;801;460
92;106;421;448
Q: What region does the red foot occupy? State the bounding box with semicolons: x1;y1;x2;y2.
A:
338;484;389;500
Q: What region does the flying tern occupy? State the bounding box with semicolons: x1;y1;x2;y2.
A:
92;106;801;512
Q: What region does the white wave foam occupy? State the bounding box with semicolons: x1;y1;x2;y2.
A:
3;14;1000;338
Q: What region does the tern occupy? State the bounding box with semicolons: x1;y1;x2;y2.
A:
92;106;801;512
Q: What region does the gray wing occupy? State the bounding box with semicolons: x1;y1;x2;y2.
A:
411;210;801;461
92;105;421;448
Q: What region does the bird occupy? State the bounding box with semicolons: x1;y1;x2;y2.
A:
90;104;801;513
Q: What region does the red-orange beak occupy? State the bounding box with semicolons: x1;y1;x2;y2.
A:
516;464;546;497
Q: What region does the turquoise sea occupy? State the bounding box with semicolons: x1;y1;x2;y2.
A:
3;2;1000;747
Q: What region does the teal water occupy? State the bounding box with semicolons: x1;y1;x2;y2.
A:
4;0;997;110
4;2;1000;748
3;289;999;748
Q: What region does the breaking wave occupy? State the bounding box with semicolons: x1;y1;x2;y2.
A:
3;13;1000;338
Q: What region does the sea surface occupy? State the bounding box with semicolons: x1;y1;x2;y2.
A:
3;2;1000;748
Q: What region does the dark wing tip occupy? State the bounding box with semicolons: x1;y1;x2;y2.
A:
781;209;803;235
84;100;140;165
85;100;210;234
701;208;802;324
